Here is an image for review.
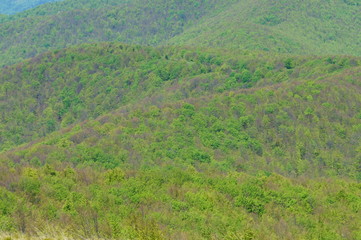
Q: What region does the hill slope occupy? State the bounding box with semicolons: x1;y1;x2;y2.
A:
0;0;234;66
0;1;360;239
0;159;360;239
0;43;360;177
0;45;360;238
0;0;360;66
0;0;60;14
169;0;361;55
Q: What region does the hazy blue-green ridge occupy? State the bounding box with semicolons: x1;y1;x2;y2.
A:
0;0;62;14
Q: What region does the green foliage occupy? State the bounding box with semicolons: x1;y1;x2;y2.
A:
0;45;360;179
2;43;358;152
0;0;235;66
169;0;361;56
1;45;359;236
0;165;360;239
1;0;361;66
235;182;267;215
0;1;360;238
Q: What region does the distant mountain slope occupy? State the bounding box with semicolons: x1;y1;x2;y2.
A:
0;0;61;14
169;0;361;55
0;0;234;66
0;0;360;66
0;43;360;179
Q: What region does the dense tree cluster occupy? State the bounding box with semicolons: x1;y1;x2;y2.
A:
0;44;360;239
1;164;360;239
1;43;359;155
0;0;360;239
0;0;360;66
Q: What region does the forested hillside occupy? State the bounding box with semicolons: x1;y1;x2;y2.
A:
0;0;360;239
169;0;361;55
0;0;234;66
2;46;361;178
1;43;360;157
0;44;360;239
1;160;360;239
0;0;360;66
0;0;60;14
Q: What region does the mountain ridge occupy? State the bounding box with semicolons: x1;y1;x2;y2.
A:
0;0;360;67
0;1;360;239
0;0;61;14
1;52;360;237
0;42;360;178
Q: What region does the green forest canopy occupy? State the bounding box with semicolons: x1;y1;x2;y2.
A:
0;0;360;66
0;43;360;239
0;0;360;239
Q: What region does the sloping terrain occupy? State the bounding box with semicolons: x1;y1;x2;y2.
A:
2;55;360;177
0;0;360;66
0;0;360;239
0;0;60;14
169;0;361;55
1;43;360;154
0;0;234;66
0;46;360;238
0;161;360;239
